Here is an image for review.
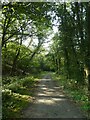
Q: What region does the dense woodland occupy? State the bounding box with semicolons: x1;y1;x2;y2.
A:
1;2;90;118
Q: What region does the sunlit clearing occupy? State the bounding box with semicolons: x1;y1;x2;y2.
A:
54;86;60;89
37;99;55;105
38;93;47;96
41;87;47;90
52;98;66;101
59;95;65;97
48;88;55;92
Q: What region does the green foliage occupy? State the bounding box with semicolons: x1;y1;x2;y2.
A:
2;88;30;118
1;2;90;118
52;73;89;114
2;76;20;84
2;75;37;118
22;76;35;88
2;2;52;76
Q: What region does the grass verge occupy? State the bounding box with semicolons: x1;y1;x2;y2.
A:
2;75;40;119
51;72;89;118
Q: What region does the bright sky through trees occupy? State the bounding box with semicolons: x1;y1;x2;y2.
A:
23;24;58;51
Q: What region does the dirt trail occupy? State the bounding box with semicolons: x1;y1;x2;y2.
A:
21;74;86;118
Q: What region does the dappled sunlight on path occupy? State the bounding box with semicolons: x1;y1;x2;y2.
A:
21;74;86;118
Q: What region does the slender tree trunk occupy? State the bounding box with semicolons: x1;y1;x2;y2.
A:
11;48;21;75
58;58;61;74
86;2;90;118
11;27;23;75
2;14;11;47
55;57;58;73
64;47;71;79
56;57;61;74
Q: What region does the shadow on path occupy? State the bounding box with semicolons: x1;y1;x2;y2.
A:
21;74;87;118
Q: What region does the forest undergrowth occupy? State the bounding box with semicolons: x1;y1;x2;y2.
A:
2;74;40;118
51;73;89;118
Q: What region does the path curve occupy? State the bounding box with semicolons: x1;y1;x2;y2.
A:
21;74;86;118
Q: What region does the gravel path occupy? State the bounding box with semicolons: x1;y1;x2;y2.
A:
21;74;86;118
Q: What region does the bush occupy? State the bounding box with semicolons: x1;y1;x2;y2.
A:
22;76;35;88
2;89;12;102
2;75;37;118
2;76;19;85
2;88;30;118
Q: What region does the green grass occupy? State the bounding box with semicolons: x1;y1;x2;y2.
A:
51;73;89;116
2;88;31;118
2;75;40;119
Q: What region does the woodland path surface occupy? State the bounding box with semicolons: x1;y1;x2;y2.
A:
21;74;86;119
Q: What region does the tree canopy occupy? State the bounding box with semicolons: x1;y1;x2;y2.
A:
1;2;90;117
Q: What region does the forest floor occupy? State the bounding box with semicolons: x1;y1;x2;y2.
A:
21;74;87;118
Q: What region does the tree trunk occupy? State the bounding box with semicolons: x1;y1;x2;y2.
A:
64;47;71;79
11;48;20;75
86;2;90;118
11;27;23;75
